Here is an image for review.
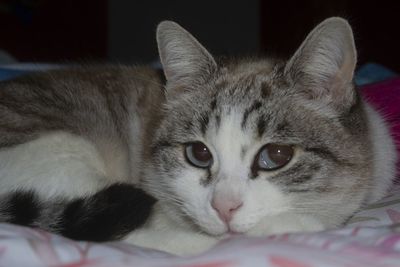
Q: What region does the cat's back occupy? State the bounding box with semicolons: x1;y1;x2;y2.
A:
0;64;164;147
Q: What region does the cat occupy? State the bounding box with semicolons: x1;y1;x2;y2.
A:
0;17;397;256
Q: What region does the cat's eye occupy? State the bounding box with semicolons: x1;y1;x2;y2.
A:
185;142;213;168
253;144;293;173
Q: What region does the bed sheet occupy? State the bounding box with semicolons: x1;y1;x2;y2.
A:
1;186;400;267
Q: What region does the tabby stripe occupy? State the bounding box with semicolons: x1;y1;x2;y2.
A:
261;82;271;99
271;163;319;186
200;169;213;186
305;147;350;166
199;113;210;135
215;114;221;129
257;116;267;137
210;98;217;112
151;140;174;155
241;101;262;129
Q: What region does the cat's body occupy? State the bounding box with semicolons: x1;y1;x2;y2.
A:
0;66;162;197
0;66;161;239
0;18;397;255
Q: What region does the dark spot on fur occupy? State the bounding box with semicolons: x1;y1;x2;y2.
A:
290;175;313;184
215;114;221;129
257;116;266;137
210;99;217;111
308;164;321;172
261;82;271;99
200;169;213;186
60;184;156;241
339;91;368;137
249;171;259;180
276;120;288;132
305;147;346;166
184;120;195;131
347;91;360;115
287;185;332;194
270;163;320;186
151;139;174;156
3;191;40;226
287;188;311;193
199;113;210;135
241;146;247;160
242;101;262;129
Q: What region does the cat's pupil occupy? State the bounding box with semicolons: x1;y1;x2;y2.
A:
192;143;211;162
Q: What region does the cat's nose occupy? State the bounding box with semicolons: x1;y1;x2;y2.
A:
211;196;243;223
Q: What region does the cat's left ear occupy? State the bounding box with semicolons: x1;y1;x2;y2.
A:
285;17;357;109
156;21;217;90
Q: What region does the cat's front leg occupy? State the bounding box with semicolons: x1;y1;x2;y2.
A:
125;227;219;256
124;204;219;255
247;212;326;236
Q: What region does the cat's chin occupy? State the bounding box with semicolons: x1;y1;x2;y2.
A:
196;219;254;237
198;228;246;239
194;223;228;237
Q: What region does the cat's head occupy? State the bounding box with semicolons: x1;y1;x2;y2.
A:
142;18;373;235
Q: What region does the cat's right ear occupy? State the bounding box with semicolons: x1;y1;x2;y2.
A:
284;17;357;110
156;21;217;90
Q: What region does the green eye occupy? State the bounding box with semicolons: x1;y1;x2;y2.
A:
185;142;213;168
252;144;293;174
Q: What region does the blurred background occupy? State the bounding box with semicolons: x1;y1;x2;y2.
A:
0;0;399;72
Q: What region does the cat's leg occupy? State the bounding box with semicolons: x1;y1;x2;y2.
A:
126;226;219;256
124;204;219;256
247;212;326;236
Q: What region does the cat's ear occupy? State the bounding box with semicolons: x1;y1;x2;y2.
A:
285;17;357;109
156;21;217;89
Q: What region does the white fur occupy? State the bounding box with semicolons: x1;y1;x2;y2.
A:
0;131;114;198
364;102;397;203
125;203;219;256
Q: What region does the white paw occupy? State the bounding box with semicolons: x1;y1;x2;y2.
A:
125;228;219;256
247;213;325;236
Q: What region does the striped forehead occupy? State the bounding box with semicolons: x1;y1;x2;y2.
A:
190;73;275;140
207;107;254;173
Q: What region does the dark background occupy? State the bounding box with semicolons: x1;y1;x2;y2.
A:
0;0;399;71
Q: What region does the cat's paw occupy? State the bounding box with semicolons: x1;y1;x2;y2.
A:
125;228;219;256
247;213;325;236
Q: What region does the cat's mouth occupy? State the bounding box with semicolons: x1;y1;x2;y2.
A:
189;213;251;237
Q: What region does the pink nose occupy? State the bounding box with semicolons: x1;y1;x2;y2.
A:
211;197;243;223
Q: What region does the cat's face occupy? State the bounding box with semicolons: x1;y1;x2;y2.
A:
143;18;373;235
